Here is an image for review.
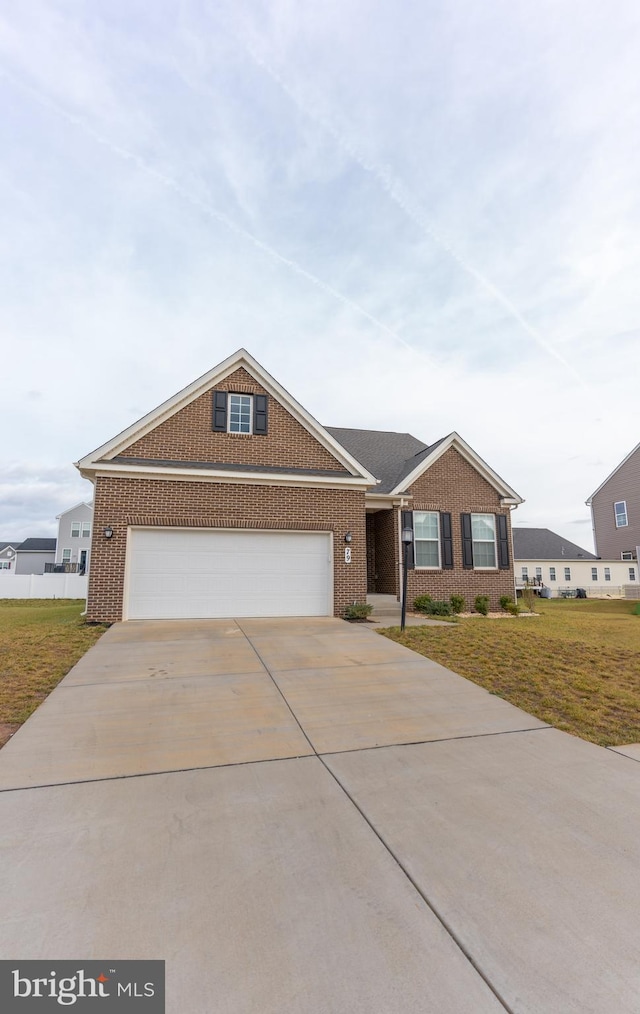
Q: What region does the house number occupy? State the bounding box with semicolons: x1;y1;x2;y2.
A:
344;547;352;564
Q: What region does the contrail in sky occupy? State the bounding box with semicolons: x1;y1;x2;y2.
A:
0;67;424;360
241;40;585;386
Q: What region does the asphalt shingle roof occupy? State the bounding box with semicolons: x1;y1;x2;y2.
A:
512;528;597;561
0;541;20;552
17;538;56;552
326;427;445;492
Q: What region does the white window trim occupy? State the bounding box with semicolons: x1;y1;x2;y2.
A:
630;568;637;581
81;523;91;538
591;567;598;581
564;567;571;581
604;568;611;580
621;551;634;561
614;501;628;527
228;393;253;435
471;513;498;570
413;511;441;569
62;549;72;562
549;567;556;581
71;522;81;538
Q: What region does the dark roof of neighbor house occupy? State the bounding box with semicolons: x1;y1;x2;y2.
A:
325;427;446;493
0;541;20;551
17;538;56;552
512;528;597;561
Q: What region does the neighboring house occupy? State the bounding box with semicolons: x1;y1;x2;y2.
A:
587;442;640;561
76;349;522;623
513;527;637;597
52;502;93;574
0;541;20;571
14;538;56;575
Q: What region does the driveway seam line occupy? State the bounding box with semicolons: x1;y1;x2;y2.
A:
235;620;515;1014
321;759;515;1014
0;752;316;793
319;725;552;756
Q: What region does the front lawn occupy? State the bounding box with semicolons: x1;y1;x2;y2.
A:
380;598;640;747
0;600;106;747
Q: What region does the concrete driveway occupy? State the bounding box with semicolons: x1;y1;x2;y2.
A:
1;618;640;1012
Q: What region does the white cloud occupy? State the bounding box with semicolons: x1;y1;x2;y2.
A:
0;0;638;554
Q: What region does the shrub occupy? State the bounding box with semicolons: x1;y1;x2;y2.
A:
413;594;433;613
499;595;512;611
505;601;521;615
449;594;465;614
474;594;490;616
344;602;373;620
424;600;453;616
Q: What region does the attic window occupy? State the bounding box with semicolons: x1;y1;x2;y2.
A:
229;394;252;434
212;391;269;434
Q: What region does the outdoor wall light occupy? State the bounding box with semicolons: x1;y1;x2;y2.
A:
401;527;414;545
344;532;352;543
103;526;114;540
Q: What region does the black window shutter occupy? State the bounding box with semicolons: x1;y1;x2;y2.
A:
212;391;227;431
440;512;453;569
254;394;268;435
497;514;510;569
401;510;415;570
461;513;474;569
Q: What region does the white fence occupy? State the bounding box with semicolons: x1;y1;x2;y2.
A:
0;574;88;599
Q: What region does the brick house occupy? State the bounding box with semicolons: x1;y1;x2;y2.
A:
77;349;522;622
587;441;640;563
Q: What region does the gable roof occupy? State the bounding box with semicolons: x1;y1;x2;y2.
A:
0;541;20;552
512;528;597;560
327;427;522;502
76;349;377;487
325;428;444;493
17;538;56;552
586;440;640;504
55;501;93;519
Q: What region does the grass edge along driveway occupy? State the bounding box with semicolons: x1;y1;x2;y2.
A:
0;600;106;748
380;598;640;748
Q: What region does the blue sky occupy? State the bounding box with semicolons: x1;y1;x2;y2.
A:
1;0;639;549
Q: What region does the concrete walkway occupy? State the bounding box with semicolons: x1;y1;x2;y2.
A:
1;618;640;1012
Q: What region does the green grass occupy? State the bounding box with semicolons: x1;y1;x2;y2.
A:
0;600;106;745
380;598;640;747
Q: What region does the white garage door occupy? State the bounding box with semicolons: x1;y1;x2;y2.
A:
126;528;333;620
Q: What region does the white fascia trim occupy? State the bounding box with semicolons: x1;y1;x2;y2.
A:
88;464;372;489
586;440;640;504
76;348;377;484
365;492;406;505
390;432;523;503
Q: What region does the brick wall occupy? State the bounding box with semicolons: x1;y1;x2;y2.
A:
87;476;366;622
373;509;399;595
404;447;516;610
121;368;345;472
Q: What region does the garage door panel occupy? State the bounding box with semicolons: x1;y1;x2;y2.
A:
126;529;332;620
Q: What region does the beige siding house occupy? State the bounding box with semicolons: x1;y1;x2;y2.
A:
513;528;638;598
587;442;640;561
